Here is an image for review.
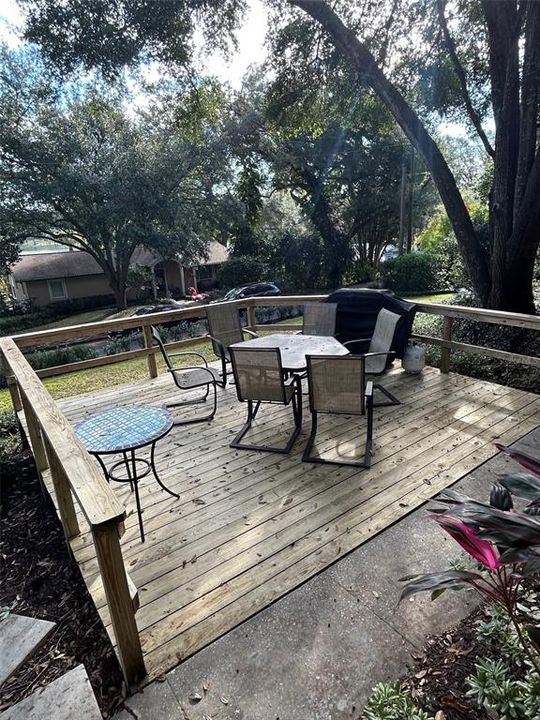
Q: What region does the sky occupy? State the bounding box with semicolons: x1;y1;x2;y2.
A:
0;0;270;90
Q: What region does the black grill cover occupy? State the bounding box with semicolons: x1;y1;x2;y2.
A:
325;288;416;359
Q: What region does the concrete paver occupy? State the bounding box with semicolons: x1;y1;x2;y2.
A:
0;665;100;720
0;614;55;686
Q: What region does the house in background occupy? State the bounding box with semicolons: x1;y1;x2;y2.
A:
9;241;229;307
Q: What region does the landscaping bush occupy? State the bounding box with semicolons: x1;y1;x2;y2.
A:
0;295;116;335
378;253;441;293
0;410;21;469
217;256;268;289
0;344;98;389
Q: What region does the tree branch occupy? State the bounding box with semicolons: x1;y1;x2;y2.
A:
437;0;494;158
288;0;491;304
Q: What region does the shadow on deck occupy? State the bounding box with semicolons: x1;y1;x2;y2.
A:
54;366;539;679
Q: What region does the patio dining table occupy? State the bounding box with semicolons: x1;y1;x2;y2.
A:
229;332;349;372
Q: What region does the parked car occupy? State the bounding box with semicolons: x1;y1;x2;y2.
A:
132;301;185;316
223;282;282;301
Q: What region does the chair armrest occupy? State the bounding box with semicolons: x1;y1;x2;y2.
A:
294;329;302;335
365;380;374;398
205;333;227;357
343;338;371;347
167;351;209;367
361;350;396;360
243;328;258;338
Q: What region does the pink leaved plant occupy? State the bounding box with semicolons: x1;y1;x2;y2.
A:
435;515;500;570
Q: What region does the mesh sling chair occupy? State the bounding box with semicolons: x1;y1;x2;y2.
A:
303;354;374;467
205;303;258;387
151;326;218;425
343;307;401;408
297;302;338;336
229;346;302;453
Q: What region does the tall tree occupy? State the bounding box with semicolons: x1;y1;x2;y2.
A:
281;0;540;312
18;0;540;311
0;53;230;308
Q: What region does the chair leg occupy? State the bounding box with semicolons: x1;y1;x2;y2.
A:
230;398;300;454
302;407;372;468
170;383;218;426
372;383;400;407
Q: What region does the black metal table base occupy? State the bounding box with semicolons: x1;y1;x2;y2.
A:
94;441;179;543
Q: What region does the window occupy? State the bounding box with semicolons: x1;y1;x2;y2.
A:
47;278;67;301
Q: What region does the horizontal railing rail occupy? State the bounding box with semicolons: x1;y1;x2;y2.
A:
0;337;145;684
5;295;540;378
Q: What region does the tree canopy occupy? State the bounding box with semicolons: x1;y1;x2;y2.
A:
0;49;231;308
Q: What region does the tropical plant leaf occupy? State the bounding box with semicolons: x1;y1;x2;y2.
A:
495;444;540;477
399;569;483;601
499;473;540;502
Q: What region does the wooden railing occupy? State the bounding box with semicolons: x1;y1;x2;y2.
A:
7;295;540;379
0;337;145;684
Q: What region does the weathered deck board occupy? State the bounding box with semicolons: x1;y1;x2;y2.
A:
47;366;539;680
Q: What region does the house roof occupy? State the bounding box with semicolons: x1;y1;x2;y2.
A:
10;241;229;282
11;251;103;282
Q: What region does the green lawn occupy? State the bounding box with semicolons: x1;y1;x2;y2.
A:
26;307;118;332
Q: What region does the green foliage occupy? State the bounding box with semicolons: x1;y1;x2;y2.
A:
0;410;21;468
127;266;154;301
217;256;268;289
268;233;324;291
466;658;540;720
379;253;441;293
363;682;433;720
476;606;524;666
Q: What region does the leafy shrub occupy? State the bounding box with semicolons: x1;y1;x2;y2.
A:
0;344;98;389
217;256;268;289
0;410;21;468
378;253;441;293
343;259;377;286
104;335;133;355
0;295;116;335
363;682;433;720
466;658;540;719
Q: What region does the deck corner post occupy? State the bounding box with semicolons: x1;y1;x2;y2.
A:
143;324;158;379
92;519;146;685
441;316;453;374
247;300;257;332
42;435;80;540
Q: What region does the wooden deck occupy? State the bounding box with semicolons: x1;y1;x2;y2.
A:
50;366;539;680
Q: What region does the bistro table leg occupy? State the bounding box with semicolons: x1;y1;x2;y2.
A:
124;450;145;543
150;441;180;499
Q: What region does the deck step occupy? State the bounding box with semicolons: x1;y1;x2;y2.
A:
0;664;101;720
0;614;56;686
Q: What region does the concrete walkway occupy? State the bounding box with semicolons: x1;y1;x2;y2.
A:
116;427;539;720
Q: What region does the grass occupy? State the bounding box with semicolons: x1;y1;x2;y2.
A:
26;307;118;332
404;292;455;303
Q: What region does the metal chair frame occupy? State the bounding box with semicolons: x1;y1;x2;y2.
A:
205;304;258;387
229;346;303;454
151;326;218;425
343;308;402;408
302;354;374;468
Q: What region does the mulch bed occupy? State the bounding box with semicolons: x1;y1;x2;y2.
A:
400;605;492;719
0;451;125;717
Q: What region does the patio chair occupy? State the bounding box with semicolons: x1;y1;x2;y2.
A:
344;307;401;407
229;346;302;453
151;326;219;425
205;303;258;387
297;302;337;336
303;354;374;467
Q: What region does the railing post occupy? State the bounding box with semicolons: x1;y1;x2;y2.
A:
19;393;49;474
92;520;146;684
440;316;453;374
142;324;158;379
6;374;22;412
247;300;257;332
42;435;80;540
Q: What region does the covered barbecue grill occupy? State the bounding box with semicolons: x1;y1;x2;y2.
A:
325;288;417;359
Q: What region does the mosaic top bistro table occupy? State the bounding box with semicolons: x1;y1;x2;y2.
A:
75;405;178;542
